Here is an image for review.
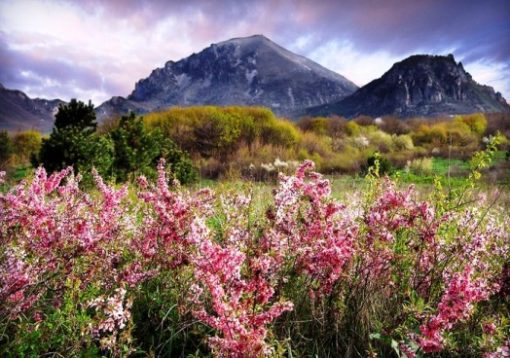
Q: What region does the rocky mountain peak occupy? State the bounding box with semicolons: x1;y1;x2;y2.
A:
98;35;358;119
308;54;510;118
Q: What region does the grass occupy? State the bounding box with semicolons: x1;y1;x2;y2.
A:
3;151;508;200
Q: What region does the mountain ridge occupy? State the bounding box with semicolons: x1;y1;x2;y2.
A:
2;38;510;132
307;54;510;118
96;34;358;120
0;84;65;132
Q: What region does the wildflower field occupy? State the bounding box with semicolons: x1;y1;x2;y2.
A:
1;142;509;357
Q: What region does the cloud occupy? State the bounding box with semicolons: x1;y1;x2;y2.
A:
0;0;509;103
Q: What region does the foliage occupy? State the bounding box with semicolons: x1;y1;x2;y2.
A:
144;106;300;159
11;130;42;165
110;112;196;183
408;157;433;176
363;152;393;176
0;130;13;169
54;98;97;133
37;99;113;181
392;134;414;151
38;128;114;181
456;113;488;136
1;141;508;356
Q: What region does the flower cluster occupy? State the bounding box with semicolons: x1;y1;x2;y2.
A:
190;217;293;356
268;160;359;294
89;288;133;350
418;266;497;352
1;160;508;357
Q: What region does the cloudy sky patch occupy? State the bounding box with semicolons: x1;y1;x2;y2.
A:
1;0;508;104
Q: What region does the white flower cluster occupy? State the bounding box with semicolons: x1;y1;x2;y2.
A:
258;158;300;173
353;136;370;148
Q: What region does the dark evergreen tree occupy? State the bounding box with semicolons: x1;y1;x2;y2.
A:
111;112;196;184
38;99;113;178
54;99;97;133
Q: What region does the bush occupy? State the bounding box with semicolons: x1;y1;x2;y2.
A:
362;152;393;176
408;157;433;175
392;134;414;151
12;130;42;164
39;129;114;180
366;130;393;153
0;130;13;169
345;121;361;136
379;116;410;135
144;106;299;157
144;106;301;178
297;116;330;136
456;113;487;136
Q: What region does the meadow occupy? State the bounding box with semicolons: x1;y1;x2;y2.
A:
1;105;510;357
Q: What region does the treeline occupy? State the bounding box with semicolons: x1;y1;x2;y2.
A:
1;100;196;185
2;103;509;182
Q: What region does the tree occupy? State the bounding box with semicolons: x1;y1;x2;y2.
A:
111;112;196;183
38;99;113;179
54;99;97;133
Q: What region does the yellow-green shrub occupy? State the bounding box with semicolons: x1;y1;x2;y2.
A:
299;132;333;159
345;121;361;136
392;134;414;151
12;130;43;164
408;157;433;175
366;130;393;153
456;113;487;136
144;106;300;159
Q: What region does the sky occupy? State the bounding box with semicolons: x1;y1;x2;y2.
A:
1;0;509;105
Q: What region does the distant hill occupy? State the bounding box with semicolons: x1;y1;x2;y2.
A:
307;54;510;118
0;83;64;132
96;34;358;120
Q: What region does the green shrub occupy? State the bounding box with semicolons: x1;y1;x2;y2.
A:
345;121;361;136
362;153;393;176
366;130;393;152
111;113;196;184
297;117;330;136
456;113;487;136
144;106;299;158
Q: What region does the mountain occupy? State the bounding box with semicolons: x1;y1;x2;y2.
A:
96;34;358;119
307;54;510;118
0;84;64;132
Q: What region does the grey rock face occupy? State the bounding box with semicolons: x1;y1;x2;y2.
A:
308;54;510;118
0;84;64;133
97;35;358;120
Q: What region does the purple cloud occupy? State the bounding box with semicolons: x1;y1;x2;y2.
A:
0;0;508;102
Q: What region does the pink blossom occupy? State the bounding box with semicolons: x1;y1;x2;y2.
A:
419;266;496;353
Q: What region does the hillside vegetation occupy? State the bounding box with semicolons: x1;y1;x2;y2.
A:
1;104;510;186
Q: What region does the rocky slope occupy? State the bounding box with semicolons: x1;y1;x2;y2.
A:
96;35;358;119
307;54;510;118
0;84;64;132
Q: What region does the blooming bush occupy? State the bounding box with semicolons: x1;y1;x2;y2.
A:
0;149;509;357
